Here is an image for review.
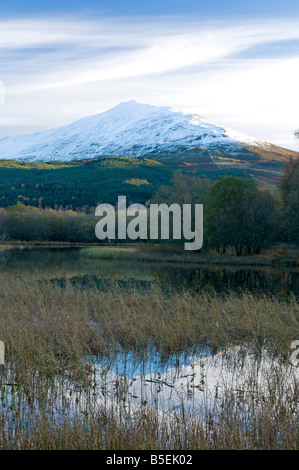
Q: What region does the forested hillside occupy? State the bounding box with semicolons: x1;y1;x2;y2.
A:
0;156;251;210
0;163;298;250
0;157;172;209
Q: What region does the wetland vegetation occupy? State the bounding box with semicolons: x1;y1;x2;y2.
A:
0;246;298;449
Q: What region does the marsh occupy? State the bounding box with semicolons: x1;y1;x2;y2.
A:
0;245;298;449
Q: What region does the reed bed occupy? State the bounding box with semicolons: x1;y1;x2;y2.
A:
0;275;298;449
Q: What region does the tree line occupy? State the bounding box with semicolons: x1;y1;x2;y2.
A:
0;159;298;253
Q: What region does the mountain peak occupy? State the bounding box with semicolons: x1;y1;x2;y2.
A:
105;100;175;119
0;101;296;179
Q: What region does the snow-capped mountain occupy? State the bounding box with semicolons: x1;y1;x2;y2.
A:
0;101;297;186
0;101;279;161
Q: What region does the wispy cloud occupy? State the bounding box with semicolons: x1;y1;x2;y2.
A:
1;16;299;148
0;81;4;104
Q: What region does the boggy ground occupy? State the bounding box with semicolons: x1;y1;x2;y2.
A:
0;275;298;449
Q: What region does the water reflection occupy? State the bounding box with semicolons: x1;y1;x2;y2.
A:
0;246;298;299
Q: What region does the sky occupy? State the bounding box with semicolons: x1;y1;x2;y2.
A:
0;1;299;150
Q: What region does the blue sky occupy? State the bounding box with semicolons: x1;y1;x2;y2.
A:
0;1;299;149
1;0;299;17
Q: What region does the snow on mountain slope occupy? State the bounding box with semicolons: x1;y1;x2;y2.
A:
0;101;268;162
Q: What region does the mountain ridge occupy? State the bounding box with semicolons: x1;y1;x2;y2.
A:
0;101;297;187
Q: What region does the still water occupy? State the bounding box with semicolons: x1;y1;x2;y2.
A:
0;246;298;416
0;246;298;299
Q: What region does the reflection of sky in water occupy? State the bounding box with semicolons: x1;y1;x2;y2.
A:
90;347;213;379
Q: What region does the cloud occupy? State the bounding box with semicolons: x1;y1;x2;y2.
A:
0;15;299;149
0;81;5;104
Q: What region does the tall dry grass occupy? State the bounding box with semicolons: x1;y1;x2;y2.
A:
1;276;297;364
0;276;298;449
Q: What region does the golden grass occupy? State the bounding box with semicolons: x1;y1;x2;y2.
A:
0;277;298;449
0;276;298;367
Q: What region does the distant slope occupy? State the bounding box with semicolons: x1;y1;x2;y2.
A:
0;100;268;162
0;158;172;209
0;101;297;187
